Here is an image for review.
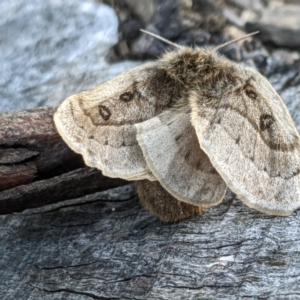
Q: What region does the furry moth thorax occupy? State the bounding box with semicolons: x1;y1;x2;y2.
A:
159;47;236;89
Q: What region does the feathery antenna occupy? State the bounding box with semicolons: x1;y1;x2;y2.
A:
140;29;259;51
140;29;182;49
214;31;259;51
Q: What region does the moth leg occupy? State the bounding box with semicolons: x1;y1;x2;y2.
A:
135;180;204;223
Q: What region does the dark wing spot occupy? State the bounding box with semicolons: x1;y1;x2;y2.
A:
245;87;258;99
235;136;240;144
260;114;275;131
119;91;134;102
98;105;111;121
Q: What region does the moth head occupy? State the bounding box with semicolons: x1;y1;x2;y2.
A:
140;30;259;88
140;29;208;83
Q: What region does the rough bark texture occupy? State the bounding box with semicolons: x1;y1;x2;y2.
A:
1;189;300;299
2;0;300;299
0;107;127;214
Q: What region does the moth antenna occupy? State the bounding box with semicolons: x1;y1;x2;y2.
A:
214;31;259;51
140;29;182;49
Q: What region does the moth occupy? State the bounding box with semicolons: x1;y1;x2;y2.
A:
54;30;300;222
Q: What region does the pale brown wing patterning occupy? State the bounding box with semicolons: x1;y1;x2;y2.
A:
135;179;204;223
190;64;300;216
54;62;182;181
55;42;300;219
136;111;227;207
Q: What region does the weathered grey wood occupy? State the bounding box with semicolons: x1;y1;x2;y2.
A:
0;107;76;190
1;189;300;299
0;107;127;213
0;167;127;214
2;0;300;299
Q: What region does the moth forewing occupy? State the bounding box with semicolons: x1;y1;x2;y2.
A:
189;62;300;216
54;61;180;182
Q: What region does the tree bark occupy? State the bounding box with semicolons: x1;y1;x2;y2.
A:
0;107;127;214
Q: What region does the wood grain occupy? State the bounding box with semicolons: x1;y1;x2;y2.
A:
0;107;127;214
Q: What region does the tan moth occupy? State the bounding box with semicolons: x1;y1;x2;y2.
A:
54;30;300;222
